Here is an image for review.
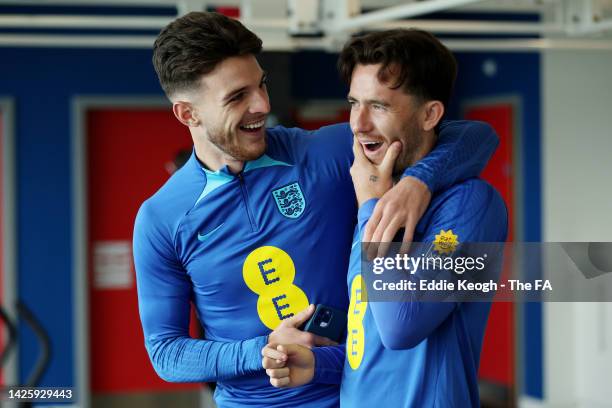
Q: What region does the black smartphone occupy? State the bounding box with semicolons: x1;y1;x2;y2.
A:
301;304;347;343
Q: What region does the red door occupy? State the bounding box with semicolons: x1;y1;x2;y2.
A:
465;102;517;396
87;107;199;394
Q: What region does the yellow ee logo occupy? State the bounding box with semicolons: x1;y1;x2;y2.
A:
243;246;309;329
347;274;368;370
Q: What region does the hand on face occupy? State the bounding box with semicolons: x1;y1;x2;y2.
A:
351;135;432;261
350;136;401;207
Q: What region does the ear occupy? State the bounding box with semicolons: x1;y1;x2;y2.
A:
420;100;444;132
172;101;200;128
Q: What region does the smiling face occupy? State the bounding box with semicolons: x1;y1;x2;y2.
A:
186;54;271;168
348;63;426;175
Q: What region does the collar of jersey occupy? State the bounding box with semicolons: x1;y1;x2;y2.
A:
195;154;292;205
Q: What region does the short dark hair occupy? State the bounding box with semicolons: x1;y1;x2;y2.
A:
338;29;457;108
153;11;263;97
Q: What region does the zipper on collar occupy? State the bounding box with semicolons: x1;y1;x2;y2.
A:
237;172;257;232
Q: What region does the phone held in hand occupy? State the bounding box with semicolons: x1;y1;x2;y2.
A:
301;304;347;343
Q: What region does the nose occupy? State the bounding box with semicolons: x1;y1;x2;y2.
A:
351;105;372;135
249;87;271;115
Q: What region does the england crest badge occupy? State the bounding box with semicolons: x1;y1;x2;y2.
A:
272;182;306;219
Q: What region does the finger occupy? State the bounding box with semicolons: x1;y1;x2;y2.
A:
266;367;290;379
262;343;277;355
366;242;380;262
363;202;384;256
367;210;393;261
379;215;403;243
262;345;287;362
278;343;306;356
282;304;315;328
399;219;416;255
270;376;291;388
352;136;368;164
380;141;401;175
377;216;404;258
262;356;286;369
312;334;338;347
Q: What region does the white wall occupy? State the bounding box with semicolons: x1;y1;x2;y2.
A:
543;50;612;408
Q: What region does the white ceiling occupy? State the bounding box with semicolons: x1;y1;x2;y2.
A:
0;0;611;51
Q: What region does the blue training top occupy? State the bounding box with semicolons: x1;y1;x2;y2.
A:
329;178;508;407
133;121;498;407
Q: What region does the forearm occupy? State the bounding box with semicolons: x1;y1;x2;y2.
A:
311;344;346;385
356;200;456;350
369;300;455;350
402;120;498;193
146;334;268;383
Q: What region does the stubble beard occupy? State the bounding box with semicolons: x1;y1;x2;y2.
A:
392;120;425;177
207;126;267;163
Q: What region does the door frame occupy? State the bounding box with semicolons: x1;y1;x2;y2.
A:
461;95;525;404
0;97;18;395
71;96;170;408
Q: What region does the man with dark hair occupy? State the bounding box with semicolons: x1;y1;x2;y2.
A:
262;29;507;407
153;11;263;98
134;12;498;408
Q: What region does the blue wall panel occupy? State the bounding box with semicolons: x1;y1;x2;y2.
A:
450;52;543;399
0;47;162;386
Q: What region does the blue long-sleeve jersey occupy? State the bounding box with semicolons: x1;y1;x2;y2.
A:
133;121;498;407
331;179;508;407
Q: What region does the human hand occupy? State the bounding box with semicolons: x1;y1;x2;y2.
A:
262;344;315;388
268;305;337;348
350;138;401;207
363;175;431;259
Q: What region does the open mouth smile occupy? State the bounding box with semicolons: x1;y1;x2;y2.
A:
360;140;384;153
239;119;265;133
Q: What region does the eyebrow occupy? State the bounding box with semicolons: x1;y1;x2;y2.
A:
347;95;390;107
222;72;267;104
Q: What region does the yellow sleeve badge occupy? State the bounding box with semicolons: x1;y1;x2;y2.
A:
433;229;459;255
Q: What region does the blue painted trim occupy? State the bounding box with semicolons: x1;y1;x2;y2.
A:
243;154;292;173
195;155;292;205
522;53;543;398
195;169;234;206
